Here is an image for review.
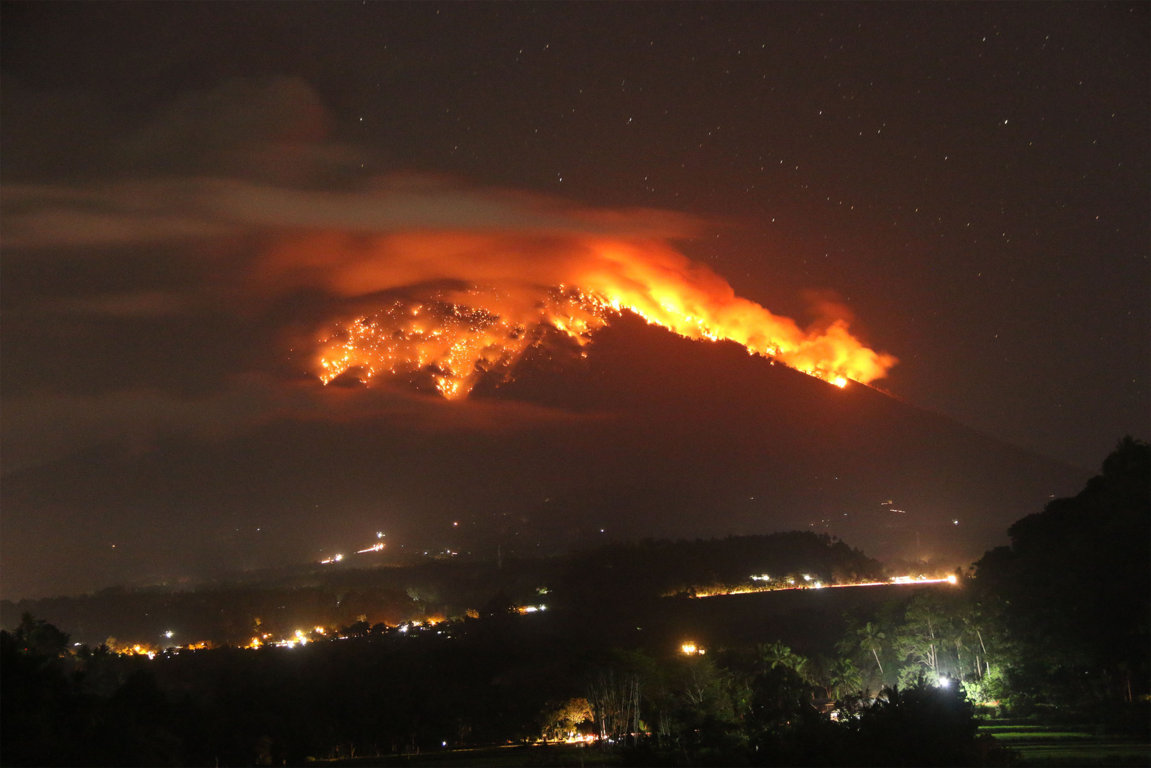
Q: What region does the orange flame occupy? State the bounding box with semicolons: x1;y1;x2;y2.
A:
272;230;894;398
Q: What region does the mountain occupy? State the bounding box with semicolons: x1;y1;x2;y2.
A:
0;314;1086;599
477;313;1086;564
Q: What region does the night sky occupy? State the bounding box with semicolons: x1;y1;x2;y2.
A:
2;2;1147;599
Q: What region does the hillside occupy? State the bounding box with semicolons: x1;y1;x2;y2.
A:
0;314;1086;599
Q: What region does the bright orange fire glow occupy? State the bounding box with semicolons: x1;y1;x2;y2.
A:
278;231;895;398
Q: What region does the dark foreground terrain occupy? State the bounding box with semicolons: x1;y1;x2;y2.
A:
3;439;1147;766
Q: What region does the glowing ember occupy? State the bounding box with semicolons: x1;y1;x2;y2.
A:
296;232;896;398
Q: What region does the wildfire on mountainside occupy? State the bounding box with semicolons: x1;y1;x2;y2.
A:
303;233;895;398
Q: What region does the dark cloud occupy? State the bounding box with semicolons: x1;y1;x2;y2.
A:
1;75;350;183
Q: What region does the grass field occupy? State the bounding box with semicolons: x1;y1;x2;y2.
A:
979;720;1151;766
318;722;1150;766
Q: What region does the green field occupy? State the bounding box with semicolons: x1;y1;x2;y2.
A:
320;728;1151;768
980;720;1150;766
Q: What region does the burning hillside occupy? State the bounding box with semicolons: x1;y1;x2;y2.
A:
274;219;895;399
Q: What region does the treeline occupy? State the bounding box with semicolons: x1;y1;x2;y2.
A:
1;531;882;648
2;608;1004;766
971;436;1150;713
835;437;1150;719
2;612;568;765
559;531;884;602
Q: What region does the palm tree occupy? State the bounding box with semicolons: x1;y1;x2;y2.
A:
757;640;815;681
791;653;812;683
759;640;799;671
857;621;886;677
829;657;863;699
759;640;789;670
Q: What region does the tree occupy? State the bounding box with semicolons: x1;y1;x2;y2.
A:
670;652;744;749
855;621;886;678
959;614;991;681
851;677;983;766
15;613;70;658
974;436;1151;706
587;669;641;742
828;657;864;700
746;663;814;742
894;594;949;683
2;627;82;765
758;640;811;681
539;697;593;742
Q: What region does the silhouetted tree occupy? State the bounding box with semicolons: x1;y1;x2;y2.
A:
15;612;70;657
1;626;83;766
851;677;981;766
974;436;1151;708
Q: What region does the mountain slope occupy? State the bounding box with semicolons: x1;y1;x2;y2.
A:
483;313;1086;561
0;314;1086;598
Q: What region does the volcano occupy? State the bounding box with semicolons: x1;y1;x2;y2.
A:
473;312;1086;563
0;313;1085;599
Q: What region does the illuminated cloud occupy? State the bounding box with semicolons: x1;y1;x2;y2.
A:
5;163;895;394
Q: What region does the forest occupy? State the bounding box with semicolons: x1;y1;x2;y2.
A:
2;438;1147;766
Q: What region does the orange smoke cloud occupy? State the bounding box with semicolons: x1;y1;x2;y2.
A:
265;221;896;399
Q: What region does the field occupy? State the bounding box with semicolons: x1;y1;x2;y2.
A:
321;723;1151;767
980;720;1150;766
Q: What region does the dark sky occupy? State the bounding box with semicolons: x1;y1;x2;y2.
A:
2;2;1147;599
